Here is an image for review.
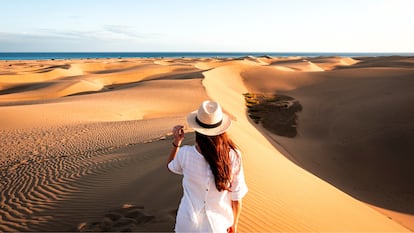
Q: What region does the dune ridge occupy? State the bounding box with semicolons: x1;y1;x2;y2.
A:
0;56;412;231
201;61;410;232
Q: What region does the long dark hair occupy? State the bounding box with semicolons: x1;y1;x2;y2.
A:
195;131;238;192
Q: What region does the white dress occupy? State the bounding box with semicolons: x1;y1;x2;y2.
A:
168;145;248;232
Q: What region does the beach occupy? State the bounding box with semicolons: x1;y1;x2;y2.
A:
0;56;413;232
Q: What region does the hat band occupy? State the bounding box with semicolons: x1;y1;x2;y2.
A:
196;116;222;129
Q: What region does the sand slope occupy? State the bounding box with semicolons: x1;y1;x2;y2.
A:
0;57;412;232
0;58;208;231
240;56;414;231
202;61;411;232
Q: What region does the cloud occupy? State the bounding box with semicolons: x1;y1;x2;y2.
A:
35;29;90;40
103;25;163;40
0;31;98;52
103;25;140;38
0;28;165;52
4;26;161;42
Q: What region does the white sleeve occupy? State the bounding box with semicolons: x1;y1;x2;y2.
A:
167;146;188;175
230;150;248;200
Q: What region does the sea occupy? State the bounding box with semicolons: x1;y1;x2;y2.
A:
0;52;413;60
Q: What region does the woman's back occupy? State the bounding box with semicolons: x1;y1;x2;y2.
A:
168;145;247;232
167;100;247;232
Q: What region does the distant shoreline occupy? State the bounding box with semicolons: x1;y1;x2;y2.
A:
1;52;414;60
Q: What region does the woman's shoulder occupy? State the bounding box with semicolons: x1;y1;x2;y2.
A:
179;145;207;166
230;148;241;156
229;148;242;162
178;145;199;157
174;145;194;165
180;145;195;151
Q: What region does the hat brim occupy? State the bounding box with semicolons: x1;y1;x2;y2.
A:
187;110;231;136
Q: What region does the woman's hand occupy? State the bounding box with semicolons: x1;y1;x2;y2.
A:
172;125;185;146
167;125;185;171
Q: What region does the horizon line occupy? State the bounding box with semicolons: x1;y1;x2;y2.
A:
1;51;414;54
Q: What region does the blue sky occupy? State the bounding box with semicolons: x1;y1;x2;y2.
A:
1;0;413;52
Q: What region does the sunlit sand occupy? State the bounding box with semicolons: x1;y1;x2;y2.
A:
0;56;413;231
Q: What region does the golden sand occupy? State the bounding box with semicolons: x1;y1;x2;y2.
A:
0;56;413;231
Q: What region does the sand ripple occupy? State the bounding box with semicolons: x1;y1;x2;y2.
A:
0;117;181;231
1;56;412;232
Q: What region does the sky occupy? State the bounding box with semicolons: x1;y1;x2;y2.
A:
0;0;413;52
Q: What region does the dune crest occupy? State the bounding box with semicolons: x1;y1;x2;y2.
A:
269;59;325;72
202;61;410;232
308;56;359;70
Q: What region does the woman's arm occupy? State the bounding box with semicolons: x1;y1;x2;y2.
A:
228;199;242;233
166;125;185;169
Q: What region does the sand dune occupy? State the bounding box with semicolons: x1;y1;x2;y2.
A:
0;58;208;231
241;57;414;231
308;56;359;70
202;61;411;232
0;63;83;86
0;60;201;103
1;122;187;231
241;65;326;94
269;58;325;72
343;56;414;69
0;57;412;232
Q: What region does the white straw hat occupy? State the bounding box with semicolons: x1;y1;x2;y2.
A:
187;100;231;136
